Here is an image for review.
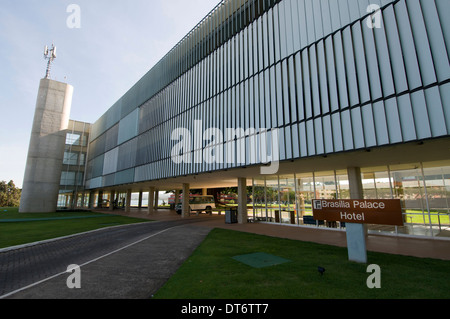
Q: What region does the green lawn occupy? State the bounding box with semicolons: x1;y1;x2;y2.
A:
154;228;450;299
0;207;149;249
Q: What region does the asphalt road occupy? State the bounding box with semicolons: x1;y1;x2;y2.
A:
0;218;212;299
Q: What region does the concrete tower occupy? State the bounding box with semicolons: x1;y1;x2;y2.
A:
19;78;73;213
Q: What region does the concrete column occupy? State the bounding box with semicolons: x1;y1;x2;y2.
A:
237;178;247;224
97;191;104;208
138;191;143;208
148;187;155;215
154;190;159;210
125;190;132;213
202;188;208;195
88;191;95;209
174;190;180;206
182;183;190;218
19;79;73;213
109;190;115;211
347;167;368;264
80;192;86;209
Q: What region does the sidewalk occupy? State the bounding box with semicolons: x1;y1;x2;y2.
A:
107;208;450;261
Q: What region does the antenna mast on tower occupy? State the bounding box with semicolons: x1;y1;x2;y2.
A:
43;44;57;79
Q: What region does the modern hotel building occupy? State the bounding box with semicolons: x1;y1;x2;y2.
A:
21;0;450;239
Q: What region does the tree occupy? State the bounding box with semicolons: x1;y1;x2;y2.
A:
0;180;22;207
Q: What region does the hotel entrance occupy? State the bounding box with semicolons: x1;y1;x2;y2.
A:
250;161;450;238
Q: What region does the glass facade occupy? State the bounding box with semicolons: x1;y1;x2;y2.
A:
85;0;450;189
250;161;450;237
57;120;91;210
76;0;449;238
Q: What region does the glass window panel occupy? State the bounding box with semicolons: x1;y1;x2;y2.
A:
362;21;383;100
278;0;289;58
331;112;344;152
253;178;267;221
114;168;135;185
248;27;254;77
264;70;272;128
294;53;305;121
312;0;323;40
268;8;275;66
435;0;450;61
425;87;447;137
66;133;81;146
259;73;266;129
270;66;278;128
103;147;118;175
282;60;290;125
278;175;296;224
257;17;264;73
314;171;337;200
341;110;354;150
253;19;259;74
298;121;308;157
322;115;333;154
240;82;246;130
325;37;339;112
302;50;312;119
309;46;321;117
361;104;377;147
343;27;360;107
372;101;389;146
329;0;342;32
306;119;315;156
422;162;450;230
320;0;332;36
296;173;315;225
291;0;301;52
291;123;300;158
439;83;450;132
351;23;371;104
262;13;270;69
373;11;396;97
284;125;292;160
243;30;248;80
335;169;350;200
383;97;403;144
60;171;76;186
317;41;329;114
405;0;437;86
333;32;349;109
273;4;281;62
118;108;139;145
347;0;360;22
63;152;78;165
265;176;280;223
297;0;308;48
389;163;434;236
410;90;432;140
305;0;315;44
288;57;297;123
337;0;350;26
351;107;365;149
395;0;423;90
314;118;324;155
249;80;255;129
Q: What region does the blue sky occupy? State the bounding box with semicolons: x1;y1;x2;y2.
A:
0;0;219;187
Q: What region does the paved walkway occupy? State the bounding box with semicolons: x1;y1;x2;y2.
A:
1;219;211;299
